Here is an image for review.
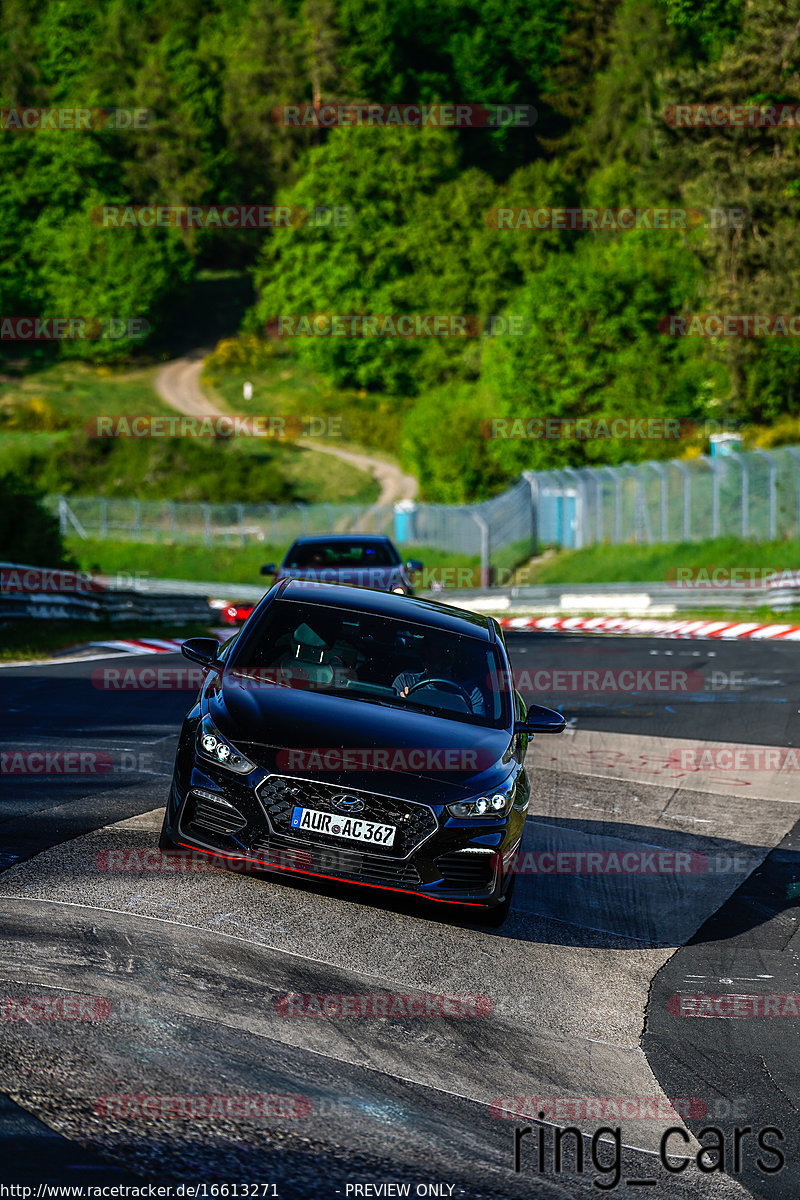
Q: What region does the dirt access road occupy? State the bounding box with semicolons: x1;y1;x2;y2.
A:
154;351;418;505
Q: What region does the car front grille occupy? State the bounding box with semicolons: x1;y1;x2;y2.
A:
250;833;421;886
256;774;437;858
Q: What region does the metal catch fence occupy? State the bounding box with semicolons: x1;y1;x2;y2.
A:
48;444;800;577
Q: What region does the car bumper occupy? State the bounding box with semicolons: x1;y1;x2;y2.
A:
162;767;521;908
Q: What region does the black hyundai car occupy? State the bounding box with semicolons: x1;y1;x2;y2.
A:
160;579;564;923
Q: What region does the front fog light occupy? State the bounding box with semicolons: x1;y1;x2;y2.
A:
197;717;254;775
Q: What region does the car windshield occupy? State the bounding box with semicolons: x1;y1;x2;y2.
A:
227;600;509;727
284;541;398;568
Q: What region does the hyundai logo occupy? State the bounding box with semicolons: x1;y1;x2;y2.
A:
330;794;365;814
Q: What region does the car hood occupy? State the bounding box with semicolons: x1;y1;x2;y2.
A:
203;671;514;802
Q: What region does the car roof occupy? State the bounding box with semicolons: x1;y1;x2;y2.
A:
288;534;394;545
274;578;496;641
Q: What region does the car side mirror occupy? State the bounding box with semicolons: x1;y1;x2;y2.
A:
406;559;424;572
515;704;565;735
181;637;221;668
261;563;276;576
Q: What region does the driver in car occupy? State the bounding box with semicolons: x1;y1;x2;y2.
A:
391;644;487;716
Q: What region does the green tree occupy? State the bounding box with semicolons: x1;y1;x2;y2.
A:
658;0;800;421
218;0;308;202
480;235;711;478
251;126;462;394
30;194;193;361
540;0;620;173
401;382;508;501
335;0;568;176
662;0;744;60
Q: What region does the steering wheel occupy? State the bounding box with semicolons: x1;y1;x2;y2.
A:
407;677;473;707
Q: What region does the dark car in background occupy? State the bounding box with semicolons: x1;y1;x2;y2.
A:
161;579;564;923
220;534;423;625
262;534;422;594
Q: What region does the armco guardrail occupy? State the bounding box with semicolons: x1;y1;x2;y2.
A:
103;572;800;612
0;593;215;623
5;562;797;624
117;577;268;603
0;564;216;624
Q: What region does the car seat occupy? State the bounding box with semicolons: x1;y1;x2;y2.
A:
278;622;336;686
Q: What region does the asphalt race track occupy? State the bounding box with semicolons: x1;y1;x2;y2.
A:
1;632;799;1198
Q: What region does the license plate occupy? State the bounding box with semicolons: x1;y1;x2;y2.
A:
290;805;396;847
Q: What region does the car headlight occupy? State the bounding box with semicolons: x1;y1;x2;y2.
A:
446;780;515;819
392;585;406;594
196;715;255;775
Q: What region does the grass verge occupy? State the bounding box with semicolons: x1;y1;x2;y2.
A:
65;538;484;589
516;538;800;586
65;539;283;585
0;359;173;426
